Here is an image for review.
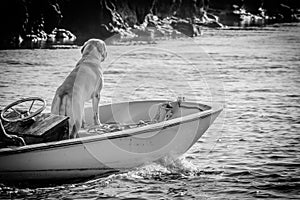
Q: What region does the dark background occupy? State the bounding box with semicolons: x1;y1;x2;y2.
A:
1;0;299;48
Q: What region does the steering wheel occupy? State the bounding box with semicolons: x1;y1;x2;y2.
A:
0;97;46;123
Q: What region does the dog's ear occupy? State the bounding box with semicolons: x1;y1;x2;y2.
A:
81;41;95;55
96;41;107;61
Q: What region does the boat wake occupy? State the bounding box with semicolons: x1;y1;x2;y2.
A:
90;155;201;185
155;155;199;174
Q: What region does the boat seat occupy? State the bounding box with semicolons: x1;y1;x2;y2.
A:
1;113;69;145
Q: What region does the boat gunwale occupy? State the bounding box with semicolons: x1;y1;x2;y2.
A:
0;100;223;155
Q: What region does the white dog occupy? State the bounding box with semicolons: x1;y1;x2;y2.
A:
51;39;107;138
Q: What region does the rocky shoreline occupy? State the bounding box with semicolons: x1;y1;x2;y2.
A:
1;0;299;49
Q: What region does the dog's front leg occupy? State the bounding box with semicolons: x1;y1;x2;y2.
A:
92;93;101;125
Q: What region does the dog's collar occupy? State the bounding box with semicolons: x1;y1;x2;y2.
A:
76;57;103;71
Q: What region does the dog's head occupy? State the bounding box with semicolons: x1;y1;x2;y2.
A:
81;39;107;62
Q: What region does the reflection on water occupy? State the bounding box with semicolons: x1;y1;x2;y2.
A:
0;23;299;199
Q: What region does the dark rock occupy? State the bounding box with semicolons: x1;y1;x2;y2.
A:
176;0;198;19
152;0;177;19
171;19;202;37
243;0;263;15
207;0;244;10
21;34;42;49
0;0;300;49
113;0;154;25
59;0;105;44
0;0;28;49
46;28;76;45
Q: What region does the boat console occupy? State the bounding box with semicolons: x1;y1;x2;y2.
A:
0;97;69;147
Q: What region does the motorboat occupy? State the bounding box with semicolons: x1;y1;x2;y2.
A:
0;97;222;183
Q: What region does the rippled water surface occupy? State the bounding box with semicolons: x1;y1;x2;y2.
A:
0;23;299;199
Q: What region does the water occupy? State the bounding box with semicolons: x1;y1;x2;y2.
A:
0;23;300;199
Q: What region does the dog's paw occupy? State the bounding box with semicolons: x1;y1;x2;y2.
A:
93;118;101;126
95;122;102;127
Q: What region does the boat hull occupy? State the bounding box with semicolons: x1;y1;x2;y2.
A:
0;100;222;182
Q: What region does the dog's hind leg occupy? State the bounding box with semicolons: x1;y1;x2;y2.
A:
51;95;61;115
59;95;68;116
64;96;75;138
70;96;84;138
